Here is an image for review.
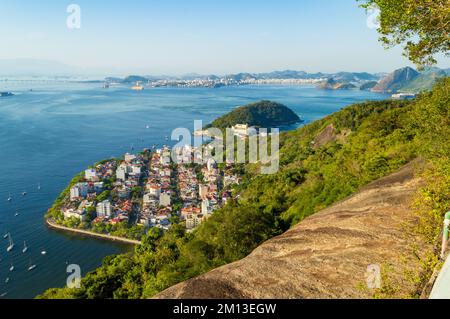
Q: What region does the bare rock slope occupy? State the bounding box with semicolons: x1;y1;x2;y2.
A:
156;160;430;299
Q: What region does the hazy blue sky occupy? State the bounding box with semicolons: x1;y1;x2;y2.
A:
0;0;448;75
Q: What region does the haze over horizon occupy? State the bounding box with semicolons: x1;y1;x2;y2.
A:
0;0;449;76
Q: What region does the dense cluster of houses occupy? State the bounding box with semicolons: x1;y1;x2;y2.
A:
60;144;241;234
63;154;143;225
63;160;117;222
138;146;173;230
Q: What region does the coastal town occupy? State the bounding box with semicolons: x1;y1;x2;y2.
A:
52;144;242;239
145;77;325;88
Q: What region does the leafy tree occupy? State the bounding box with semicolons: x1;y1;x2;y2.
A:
360;0;450;67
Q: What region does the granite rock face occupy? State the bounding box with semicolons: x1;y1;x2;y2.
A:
155;160;430;299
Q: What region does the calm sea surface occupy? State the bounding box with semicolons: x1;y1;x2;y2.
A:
0;81;389;298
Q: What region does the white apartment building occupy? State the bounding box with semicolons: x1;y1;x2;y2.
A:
96;200;112;218
116;164;127;181
85;169;98;181
124;153;137;163
70;183;89;201
159;192;171;207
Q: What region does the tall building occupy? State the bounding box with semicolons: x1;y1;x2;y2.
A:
159;192;171;207
70;183;88;201
96;200;112;218
116;165;127;181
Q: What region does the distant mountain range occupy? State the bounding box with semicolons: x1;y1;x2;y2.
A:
110;70;381;83
371;67;450;93
0;59;448;94
107;67;449;93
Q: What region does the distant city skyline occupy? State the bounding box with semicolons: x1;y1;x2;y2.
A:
0;0;448;76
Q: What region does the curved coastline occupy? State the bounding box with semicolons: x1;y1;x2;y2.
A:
46;219;141;245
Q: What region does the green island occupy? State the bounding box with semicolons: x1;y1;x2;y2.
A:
206;100;301;129
40;77;450;299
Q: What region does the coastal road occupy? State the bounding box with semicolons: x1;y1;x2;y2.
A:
46;219;142;245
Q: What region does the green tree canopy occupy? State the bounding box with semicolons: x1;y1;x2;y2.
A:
361;0;450;67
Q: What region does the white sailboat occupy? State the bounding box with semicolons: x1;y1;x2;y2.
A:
28;259;36;271
22;241;28;253
6;234;14;252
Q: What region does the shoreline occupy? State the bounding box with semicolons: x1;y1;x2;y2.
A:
45;219;141;245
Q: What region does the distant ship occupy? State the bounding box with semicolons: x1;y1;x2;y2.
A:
6;233;14;252
132;81;144;91
103;82;110;89
0;92;14;97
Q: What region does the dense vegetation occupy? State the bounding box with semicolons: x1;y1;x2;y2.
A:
38;77;449;299
360;0;450;67
206;100;300;129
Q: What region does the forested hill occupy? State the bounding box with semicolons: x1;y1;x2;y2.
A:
40;78;450;299
206;100;300;129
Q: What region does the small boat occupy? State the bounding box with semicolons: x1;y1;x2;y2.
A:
22;241;28;253
6;234;14;252
7;193;12;202
146;125;150;129
131;81;144;91
3;233;7;239
103;82;110;89
9;264;14;272
5;277;9;284
28;259;37;271
14;210;20;217
41;250;47;255
22;191;27;196
37;183;41;190
0;292;7;298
